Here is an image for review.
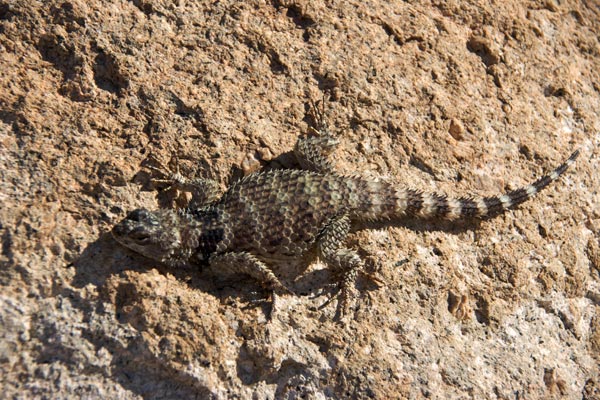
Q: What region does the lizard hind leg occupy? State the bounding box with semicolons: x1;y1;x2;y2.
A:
294;130;340;173
294;98;340;173
317;214;364;319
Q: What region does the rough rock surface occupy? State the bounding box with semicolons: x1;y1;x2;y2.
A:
1;0;599;398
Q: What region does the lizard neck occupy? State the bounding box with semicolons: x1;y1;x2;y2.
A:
184;207;224;263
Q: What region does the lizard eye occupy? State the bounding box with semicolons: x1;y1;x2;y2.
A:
127;209;153;222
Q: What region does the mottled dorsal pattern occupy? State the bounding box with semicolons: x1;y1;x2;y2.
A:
112;120;578;317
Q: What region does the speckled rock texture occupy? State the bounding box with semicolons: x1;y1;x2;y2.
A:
1;0;599;398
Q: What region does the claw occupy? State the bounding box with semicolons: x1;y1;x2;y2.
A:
317;289;339;311
308;94;333;135
144;157;190;193
316;276;358;321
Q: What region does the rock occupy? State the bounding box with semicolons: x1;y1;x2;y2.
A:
0;1;597;398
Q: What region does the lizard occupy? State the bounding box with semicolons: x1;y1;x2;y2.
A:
111;111;579;317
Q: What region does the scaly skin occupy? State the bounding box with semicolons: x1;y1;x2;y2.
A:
112;129;579;317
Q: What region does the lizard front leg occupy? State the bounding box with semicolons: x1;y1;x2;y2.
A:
208;251;291;294
146;159;222;208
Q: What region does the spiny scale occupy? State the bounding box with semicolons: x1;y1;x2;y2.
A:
112;129;579;318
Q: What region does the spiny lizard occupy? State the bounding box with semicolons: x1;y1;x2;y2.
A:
112;121;579;315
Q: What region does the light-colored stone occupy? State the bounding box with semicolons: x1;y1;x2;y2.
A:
1;0;598;398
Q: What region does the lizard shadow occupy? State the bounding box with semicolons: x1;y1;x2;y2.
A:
293;216;486;292
72;232;280;309
69;232;288;398
357;214;485;235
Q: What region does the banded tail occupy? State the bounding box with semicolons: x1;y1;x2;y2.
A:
349;150;579;221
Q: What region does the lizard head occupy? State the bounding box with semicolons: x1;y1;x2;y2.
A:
112;208;189;265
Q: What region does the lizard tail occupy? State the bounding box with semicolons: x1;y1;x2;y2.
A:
349;150;579;221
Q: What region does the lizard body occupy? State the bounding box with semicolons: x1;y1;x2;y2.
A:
112;127;578;314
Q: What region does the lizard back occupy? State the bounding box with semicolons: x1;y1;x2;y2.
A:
197;150;578;262
212;170;347;260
